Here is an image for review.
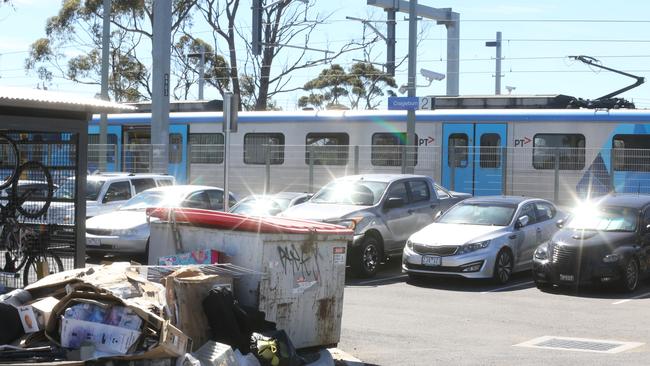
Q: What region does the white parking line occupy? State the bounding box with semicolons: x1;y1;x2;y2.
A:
355;274;407;286
481;280;534;294
612;291;650;305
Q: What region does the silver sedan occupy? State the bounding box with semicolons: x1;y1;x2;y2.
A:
402;196;560;284
86;185;235;258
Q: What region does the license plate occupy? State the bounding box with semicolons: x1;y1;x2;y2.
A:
559;274;574;282
422;255;442;266
86;238;101;247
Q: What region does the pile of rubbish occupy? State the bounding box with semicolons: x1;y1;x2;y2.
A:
0;262;333;365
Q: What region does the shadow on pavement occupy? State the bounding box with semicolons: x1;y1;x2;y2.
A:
405;270;534;292
534;279;650;300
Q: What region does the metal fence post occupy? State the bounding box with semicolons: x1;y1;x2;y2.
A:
554;150;560;203
354;145;359;175
265;144;271;194
401;145;407;174
308;145;314;193
609;149;616;193
450;147;456;191
501;146;508;195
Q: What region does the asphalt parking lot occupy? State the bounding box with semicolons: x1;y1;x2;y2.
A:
339;259;650;366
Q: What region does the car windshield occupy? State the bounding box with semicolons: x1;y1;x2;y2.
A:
119;190;186;211
54;179;75;199
311;180;387;205
438;203;517;226
230;197;284;216
86;180;105;201
566;205;637;232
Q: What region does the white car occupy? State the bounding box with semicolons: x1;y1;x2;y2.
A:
402;196;561;284
86;185;236;259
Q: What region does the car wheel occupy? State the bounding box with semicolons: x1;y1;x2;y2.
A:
353;235;383;278
493;249;514;284
534;279;551;291
621;258;639;293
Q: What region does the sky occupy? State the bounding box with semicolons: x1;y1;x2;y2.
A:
1;0;650;109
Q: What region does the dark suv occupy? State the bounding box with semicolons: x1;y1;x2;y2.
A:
532;194;650;292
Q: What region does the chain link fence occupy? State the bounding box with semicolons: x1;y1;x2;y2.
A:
89;143;648;205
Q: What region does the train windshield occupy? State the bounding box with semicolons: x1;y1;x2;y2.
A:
311;180;387;206
566;206;637;232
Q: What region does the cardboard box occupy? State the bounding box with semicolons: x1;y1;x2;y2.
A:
18;296;59;333
162;267;233;350
60;317;141;355
158;249;221;266
46;289;191;360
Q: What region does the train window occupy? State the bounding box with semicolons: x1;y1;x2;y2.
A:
244;133;285;165
169;133;183;164
479;133;501;168
189;133;224;164
305;133;349;165
371;133;419;166
447;133;468;168
88;133;118;163
612;135;650;171
532;134;585;170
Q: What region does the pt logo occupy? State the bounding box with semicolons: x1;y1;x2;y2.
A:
514;136;531;147
418;136;435;146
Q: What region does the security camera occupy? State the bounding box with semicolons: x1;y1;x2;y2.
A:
398;84;408;95
420;68;445;82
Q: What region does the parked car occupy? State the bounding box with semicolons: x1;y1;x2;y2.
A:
229;192;312;216
403;196;560;284
84;173;175;218
533;194;650;292
280;174;469;277
85;185;236;259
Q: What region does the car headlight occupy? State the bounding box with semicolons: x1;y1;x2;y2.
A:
603;253;621;263
458;240;490;254
331;217;363;231
534;244;548;260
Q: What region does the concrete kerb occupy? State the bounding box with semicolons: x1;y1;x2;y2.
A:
328;348;365;366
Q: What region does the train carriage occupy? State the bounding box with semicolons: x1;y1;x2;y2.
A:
87;108;650;203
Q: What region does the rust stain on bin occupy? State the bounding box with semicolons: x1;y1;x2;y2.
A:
317;297;336;343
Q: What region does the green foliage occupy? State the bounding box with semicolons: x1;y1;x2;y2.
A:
300;62;396;110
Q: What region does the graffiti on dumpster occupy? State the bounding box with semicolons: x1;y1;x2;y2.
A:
277;243;321;294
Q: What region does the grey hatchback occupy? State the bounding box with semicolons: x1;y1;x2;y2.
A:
280;174;470;277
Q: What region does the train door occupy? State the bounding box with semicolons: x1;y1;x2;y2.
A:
88;125;122;172
442;123;507;196
122;125;188;183
168;124;188;183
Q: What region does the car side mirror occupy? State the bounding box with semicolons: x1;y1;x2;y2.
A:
434;211;442;220
515;215;529;229
384;197;405;209
556;219;565;229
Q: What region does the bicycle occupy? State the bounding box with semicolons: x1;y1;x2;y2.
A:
1;133;57;285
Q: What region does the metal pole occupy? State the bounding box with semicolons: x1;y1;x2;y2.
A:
450;147;456;191
554;150;560;203
198;44;205;100
501;146;507;195
405;0;417;174
445;13;460;96
401;144;407;174
151;0;171;174
354;145;359;175
265;144;271;194
99;0;110;172
308;145;314;193
223;93;232;210
495;31;502;95
386;8;396;76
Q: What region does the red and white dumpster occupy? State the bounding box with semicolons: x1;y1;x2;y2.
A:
147;208;352;349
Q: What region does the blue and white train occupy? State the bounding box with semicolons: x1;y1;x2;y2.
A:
86;107;650;201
